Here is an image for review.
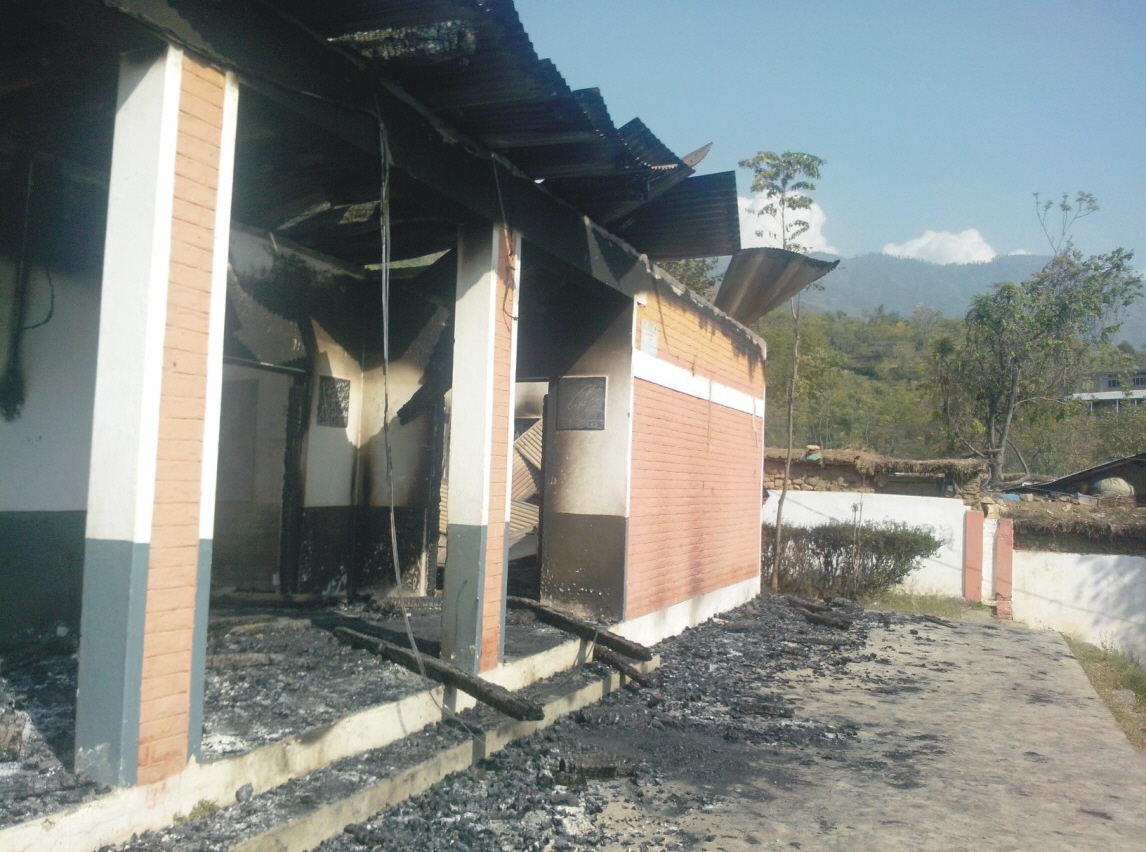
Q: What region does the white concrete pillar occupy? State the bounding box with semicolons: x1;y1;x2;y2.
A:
76;44;238;786
442;223;520;673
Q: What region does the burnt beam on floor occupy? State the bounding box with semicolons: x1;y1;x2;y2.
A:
591;645;650;686
333;627;545;722
506;597;653;662
313;612;442;659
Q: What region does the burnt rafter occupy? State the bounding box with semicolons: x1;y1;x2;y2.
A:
329;21;478;67
20;0;737;284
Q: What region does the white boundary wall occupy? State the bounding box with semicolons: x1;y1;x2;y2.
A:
760;490;1146;664
1013;550;1146;664
761;491;967;597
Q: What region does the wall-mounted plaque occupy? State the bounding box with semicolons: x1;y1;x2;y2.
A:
556;376;606;431
317;376;350;427
640;319;659;356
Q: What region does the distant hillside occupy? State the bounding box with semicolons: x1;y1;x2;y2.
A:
803;253;1047;316
801;253;1146;345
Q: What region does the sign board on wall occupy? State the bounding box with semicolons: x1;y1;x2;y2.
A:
556;376;606;431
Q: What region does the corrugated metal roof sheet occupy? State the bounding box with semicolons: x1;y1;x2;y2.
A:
616;172;742;260
515;419;545;469
1001;452;1146;495
512;453;541;502
714;248;840;325
264;0;736;259
509;500;539;541
511;419;544;500
297;0;644;176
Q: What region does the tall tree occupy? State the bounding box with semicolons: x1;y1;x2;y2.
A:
932;193;1142;484
660;257;721;300
738;150;826;254
740;150;826;592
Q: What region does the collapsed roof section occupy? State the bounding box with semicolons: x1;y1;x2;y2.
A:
225;0;740;266
1001;453;1146;499
714;248;840;326
3;0;741;281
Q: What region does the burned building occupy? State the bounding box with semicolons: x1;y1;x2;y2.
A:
1;0;766;796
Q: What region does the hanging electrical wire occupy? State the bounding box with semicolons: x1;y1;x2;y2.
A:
373;99;422;668
374;99;486;742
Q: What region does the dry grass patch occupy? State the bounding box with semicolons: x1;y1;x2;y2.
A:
863;591;985;621
1065;637;1146;749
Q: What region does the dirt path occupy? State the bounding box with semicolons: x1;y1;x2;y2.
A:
594;615;1146;851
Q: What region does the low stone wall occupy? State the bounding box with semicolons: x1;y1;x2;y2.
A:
763;463;870;493
763;460;975;497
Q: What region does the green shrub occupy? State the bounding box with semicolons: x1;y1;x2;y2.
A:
763;520;943;599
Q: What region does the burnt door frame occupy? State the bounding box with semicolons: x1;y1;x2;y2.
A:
221;356;309;592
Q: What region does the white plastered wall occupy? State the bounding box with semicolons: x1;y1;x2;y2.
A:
0;264;100;512
306;322;363;507
760;491;967;597
359;306;450;508
1013;550;1146;664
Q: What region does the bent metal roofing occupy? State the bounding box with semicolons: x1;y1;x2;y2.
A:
267;0;740;260
3;1;739;277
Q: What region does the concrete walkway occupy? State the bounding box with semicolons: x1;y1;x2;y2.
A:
609;615;1146;851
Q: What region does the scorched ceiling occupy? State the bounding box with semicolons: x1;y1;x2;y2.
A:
2;0;741;274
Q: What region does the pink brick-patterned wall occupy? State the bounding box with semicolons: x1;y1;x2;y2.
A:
480;230;515;672
994;518;1014;619
964;510;984;604
626;380;762;619
137;56;223;785
636;286;764;397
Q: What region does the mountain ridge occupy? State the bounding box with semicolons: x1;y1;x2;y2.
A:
799;252;1146;344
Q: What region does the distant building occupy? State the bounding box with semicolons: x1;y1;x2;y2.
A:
1072;370;1146;411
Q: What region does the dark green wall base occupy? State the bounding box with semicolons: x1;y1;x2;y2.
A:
188;538;212;760
0;511;85;642
540;512;626;621
441;521;488;670
75;536;149;787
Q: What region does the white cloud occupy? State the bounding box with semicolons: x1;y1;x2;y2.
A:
1008;249;1032;256
738;194;838;255
882;229;996;264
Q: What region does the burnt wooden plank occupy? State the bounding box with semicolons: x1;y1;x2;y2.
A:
313;613;442;658
591;645;650;686
506;596;652;662
333;627;544;722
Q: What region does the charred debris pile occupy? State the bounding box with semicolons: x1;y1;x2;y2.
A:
4;594;888;851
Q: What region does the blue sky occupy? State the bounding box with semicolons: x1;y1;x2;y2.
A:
515;0;1146;264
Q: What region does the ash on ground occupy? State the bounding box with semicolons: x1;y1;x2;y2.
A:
100;595;888;852
317;596;874;852
0;595;569;829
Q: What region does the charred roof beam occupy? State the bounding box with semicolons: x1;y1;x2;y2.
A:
328;21;478;67
21;0;725;293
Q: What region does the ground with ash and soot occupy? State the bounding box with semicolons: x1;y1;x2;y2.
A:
11;594;1133;851
3;595;888;849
